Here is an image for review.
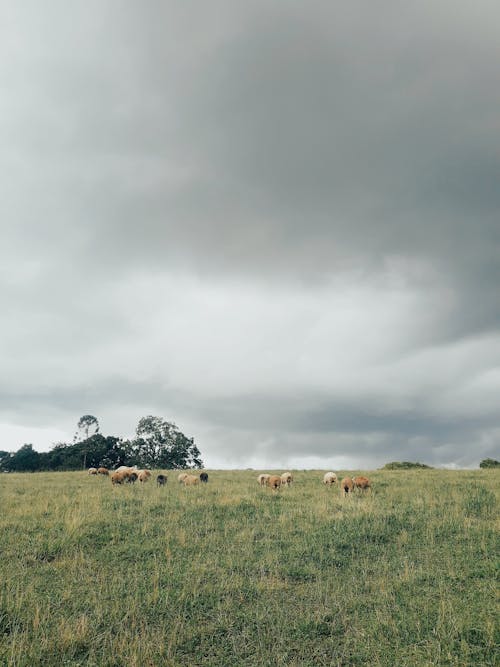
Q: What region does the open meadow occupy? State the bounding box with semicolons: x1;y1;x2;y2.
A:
0;469;498;666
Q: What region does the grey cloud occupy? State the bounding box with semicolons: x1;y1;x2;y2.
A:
0;2;499;467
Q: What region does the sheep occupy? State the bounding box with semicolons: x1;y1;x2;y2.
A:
199;472;209;483
111;470;128;485
126;472;138;484
138;470;150;483
156;474;167;486
323;472;337;486
115;465;136;474
177;472;189;484
97;467;109;476
353;476;371;492
258;473;270;486
183;474;199;486
267;475;282;491
88;468;98;475
340;477;354;497
281;472;293;486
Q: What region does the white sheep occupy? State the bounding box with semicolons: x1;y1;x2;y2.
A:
323;472;337;486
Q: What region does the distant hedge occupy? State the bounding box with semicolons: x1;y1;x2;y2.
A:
382;461;432;470
479;458;500;469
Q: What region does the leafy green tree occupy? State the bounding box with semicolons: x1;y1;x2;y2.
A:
41;435;127;471
4;444;41;472
130;416;202;469
479;458;500;468
0;450;11;471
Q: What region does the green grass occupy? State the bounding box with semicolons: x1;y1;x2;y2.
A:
0;469;498;666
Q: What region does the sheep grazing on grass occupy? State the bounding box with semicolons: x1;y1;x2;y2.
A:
88;468;98;475
156;474;167;487
183;474;199;486
97;467;109;476
177;472;189;484
111;470;128;485
353;476;371;492
323;472;337;486
267;475;282;491
138;470;151;483
340;477;354;497
126;472;138;484
199;472;209;483
258;474;270;486
115;466;136;474
281;472;293;486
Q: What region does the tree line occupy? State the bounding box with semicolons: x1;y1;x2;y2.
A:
0;415;203;472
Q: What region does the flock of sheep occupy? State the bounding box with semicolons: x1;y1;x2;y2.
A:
258;471;371;496
87;466;209;486
88;466;371;496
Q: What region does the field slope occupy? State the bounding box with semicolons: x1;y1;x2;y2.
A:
0;469;498;666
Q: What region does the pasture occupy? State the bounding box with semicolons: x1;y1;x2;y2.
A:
0;469;498;666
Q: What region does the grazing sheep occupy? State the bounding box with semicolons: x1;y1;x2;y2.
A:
258;473;270;486
156;474;167;486
97;467;109;476
116;465;136;474
340;477;354;497
353;476;371;492
281;472;293;486
138;470;150;483
111;470;128;485
199;472;209;483
267;475;282;491
323;472;337;486
126;472;138;484
88;468;98;475
177;472;189;484
183;474;199;486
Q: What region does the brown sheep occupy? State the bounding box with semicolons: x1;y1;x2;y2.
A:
353;476;371;492
88;468;98;475
177;472;189;484
183;474;199;486
258;473;270;486
267;475;282;491
111;470;128;485
138;470;150;483
323;472;337;486
281;472;293;486
97;467;109;476
340;477;354;497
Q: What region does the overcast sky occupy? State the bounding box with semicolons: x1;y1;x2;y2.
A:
1;1;499;469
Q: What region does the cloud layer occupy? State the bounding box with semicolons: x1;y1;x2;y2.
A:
1;1;499;467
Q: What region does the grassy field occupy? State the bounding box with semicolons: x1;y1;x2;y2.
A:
0;469;498;666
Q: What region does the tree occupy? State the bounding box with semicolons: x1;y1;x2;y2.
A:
74;415;100;469
4;444;40;472
479;458;500;469
130;416;203;469
0;450;11;471
74;415;100;442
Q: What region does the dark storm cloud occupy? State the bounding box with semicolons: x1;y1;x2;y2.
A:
0;1;499;466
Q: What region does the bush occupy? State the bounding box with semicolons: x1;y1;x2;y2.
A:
479;458;500;469
382;461;432;470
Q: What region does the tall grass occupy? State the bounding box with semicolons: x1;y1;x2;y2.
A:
0;469;498;666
